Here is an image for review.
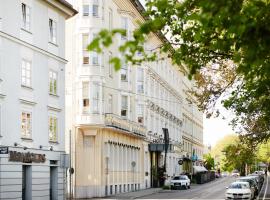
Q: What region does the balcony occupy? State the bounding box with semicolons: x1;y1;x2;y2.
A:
104;113;146;138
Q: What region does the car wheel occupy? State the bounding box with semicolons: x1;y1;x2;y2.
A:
188;185;190;189
185;184;188;190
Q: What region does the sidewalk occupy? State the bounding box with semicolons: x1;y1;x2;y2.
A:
103;188;162;199
257;175;270;200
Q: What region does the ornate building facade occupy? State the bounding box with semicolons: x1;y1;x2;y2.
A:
66;0;203;198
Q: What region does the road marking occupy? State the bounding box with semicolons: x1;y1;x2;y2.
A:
263;175;268;200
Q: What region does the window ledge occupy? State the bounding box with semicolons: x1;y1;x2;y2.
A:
49;141;59;144
48;41;58;47
21;28;32;34
121;80;128;82
49;93;59;98
21;137;33;141
21;85;33;90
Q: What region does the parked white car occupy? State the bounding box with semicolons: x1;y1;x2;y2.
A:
225;182;254;200
231;170;240;177
170;175;191;190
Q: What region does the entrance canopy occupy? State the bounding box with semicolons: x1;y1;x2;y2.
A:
193;165;208;173
148;143;173;152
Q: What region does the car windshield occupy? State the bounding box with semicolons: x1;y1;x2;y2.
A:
173;176;186;180
229;183;248;189
237;179;254;186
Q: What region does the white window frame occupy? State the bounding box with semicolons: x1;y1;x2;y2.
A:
109;8;113;30
92;82;100;113
109;52;113;77
48;115;58;142
21;3;31;31
121;17;128;40
121;95;128;118
83;4;90;16
49;70;57;95
121;64;128;81
82;81;89;113
82;34;89;50
137;104;144;124
49;18;57;44
21;111;32;139
92;0;99;17
137;68;144;93
21;59;32;88
108;94;113;113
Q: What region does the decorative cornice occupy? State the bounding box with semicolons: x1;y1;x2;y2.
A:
0;93;6;99
19;98;37;106
48;105;62;112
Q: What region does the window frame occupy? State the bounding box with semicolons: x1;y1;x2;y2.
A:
121;95;128;118
21;111;32;139
21;3;31;31
92;82;100;113
92;1;99;17
83;4;90;16
49;18;57;44
48;115;58;142
120;64;128;81
49;70;58;96
82;81;90;113
21;59;32;88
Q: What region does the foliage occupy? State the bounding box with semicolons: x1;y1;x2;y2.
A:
88;0;270;143
257;140;270;164
222;142;257;176
203;153;215;170
210;134;238;171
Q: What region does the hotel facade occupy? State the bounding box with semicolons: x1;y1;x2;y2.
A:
0;0;76;199
66;0;203;198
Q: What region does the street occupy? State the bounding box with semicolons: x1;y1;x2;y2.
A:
140;177;236;199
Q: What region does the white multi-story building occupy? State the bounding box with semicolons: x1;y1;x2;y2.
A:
0;1;76;199
66;0;203;198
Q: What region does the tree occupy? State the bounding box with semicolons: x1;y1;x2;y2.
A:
257;140;270;165
210;134;238;171
203;153;215;170
89;0;270;143
222;142;256;176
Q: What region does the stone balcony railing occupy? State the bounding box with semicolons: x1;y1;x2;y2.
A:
104;113;146;138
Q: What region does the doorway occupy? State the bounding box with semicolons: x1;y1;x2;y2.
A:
22;165;32;200
50;166;58;200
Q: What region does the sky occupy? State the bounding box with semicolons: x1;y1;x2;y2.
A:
203;116;234;147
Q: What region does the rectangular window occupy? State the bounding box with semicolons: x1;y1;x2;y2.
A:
21;111;31;138
108;94;112;113
21;59;31;87
49;70;57;95
137;68;144;93
82;82;89;113
82;34;89;50
121;64;128;81
22;3;30;31
109;9;113;30
49;116;57;142
137;104;144;124
121;96;128;117
83;4;89;16
49;18;57;44
109;52;113;77
93;82;100;113
92;51;99;65
121;17;128;40
92;0;99;17
83;52;89;64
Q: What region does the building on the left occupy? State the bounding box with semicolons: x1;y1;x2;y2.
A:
0;1;77;199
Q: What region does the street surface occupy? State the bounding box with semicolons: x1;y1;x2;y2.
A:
258;175;270;200
140;176;236;199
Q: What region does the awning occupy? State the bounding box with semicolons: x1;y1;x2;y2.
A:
193;165;208;173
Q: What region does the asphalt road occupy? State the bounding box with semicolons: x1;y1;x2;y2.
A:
140;176;237;199
257;175;270;200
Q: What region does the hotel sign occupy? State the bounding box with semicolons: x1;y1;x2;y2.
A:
9;151;46;163
105;114;146;137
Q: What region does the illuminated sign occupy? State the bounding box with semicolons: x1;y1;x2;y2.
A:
9;151;46;163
